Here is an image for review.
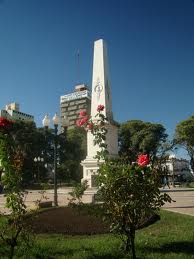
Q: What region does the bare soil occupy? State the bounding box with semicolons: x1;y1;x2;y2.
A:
31;206;109;235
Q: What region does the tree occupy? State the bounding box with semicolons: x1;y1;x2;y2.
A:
56;127;87;183
119;120;168;163
174;115;194;171
3;120;87;185
5;120;38;184
27;126;86;184
66;126;87;157
0;121;56;185
23;124;86;185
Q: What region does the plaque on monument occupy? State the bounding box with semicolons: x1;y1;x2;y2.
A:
91;175;97;187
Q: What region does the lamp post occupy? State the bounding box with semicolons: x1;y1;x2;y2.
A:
42;113;69;207
34;156;44;181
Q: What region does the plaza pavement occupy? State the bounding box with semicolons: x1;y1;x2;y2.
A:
1;187;194;216
0;187;94;214
162;187;194;217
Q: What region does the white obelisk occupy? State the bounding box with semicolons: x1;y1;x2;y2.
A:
81;39;118;188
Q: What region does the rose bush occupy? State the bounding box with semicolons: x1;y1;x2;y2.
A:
76;104;108;160
0;117;32;258
77;106;172;259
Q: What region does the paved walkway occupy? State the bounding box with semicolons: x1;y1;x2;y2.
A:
162;187;194;216
0;187;94;214
1;187;194;216
0;188;73;214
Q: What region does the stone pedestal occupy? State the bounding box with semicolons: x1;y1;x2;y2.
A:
81;123;118;187
81;158;100;188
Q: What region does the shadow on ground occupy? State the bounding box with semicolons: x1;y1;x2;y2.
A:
142;241;194;255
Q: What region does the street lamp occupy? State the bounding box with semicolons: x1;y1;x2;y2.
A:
42;113;67;207
61;115;69;135
42;114;50;129
34;156;44;181
52;113;59;207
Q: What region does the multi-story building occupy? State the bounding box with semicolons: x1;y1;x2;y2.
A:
60;84;91;128
0;102;34;122
166;154;191;182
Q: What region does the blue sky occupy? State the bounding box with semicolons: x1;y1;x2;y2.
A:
0;0;194;157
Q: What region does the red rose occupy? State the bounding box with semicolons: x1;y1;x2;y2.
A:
76;119;81;127
0;117;13;129
97;105;104;112
87;122;93;130
79;110;87;117
137;154;149;167
76;116;88;127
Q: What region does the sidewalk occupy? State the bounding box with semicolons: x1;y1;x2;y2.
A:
1;187;194;217
162;187;194;217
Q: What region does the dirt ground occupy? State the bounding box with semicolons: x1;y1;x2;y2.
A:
31;207;109;235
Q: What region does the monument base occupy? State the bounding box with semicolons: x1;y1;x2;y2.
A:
81;158;102;188
80;187;98;203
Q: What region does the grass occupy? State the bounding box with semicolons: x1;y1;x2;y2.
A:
187;182;194;188
1;210;194;258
